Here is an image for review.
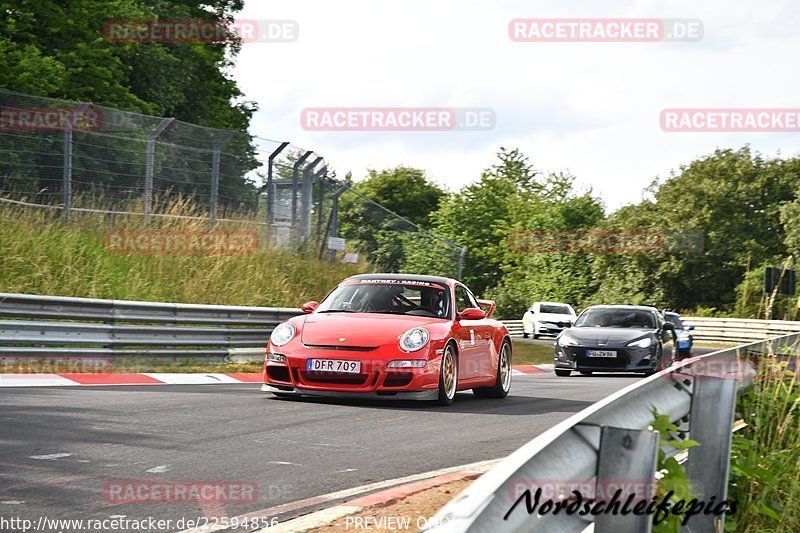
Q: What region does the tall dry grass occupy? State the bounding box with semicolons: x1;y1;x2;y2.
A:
0;197;366;306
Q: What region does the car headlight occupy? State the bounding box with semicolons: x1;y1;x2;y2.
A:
270;323;296;347
627;337;652;348
677;332;691;341
558;333;580;346
399;327;430;352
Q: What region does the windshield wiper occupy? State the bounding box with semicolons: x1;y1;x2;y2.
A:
318;309;356;313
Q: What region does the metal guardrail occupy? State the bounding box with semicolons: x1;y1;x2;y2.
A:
0;293;301;358
681;316;800;343
425;333;800;533
502;316;800;344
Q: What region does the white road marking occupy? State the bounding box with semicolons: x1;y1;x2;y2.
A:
336;468;357;473
1;501;24;505
29;453;72;460
268;461;298;466
146;465;170;473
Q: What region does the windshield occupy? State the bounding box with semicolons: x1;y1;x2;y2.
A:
665;314;684;329
316;281;451;318
574;308;657;329
539;304;572;315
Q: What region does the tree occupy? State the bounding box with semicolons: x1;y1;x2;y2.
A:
591;147;800;311
337;167;446;272
0;0;254;128
410;148;544;294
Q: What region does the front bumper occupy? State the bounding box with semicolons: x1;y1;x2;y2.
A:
261;383;439;400
554;344;659;372
262;348;441;399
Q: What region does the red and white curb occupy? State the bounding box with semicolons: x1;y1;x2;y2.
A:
0;372;264;387
0;365;553;388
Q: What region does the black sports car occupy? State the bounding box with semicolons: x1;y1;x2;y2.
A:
553;305;677;376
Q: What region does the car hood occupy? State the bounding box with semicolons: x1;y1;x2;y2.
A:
300;313;445;347
565;327;654;346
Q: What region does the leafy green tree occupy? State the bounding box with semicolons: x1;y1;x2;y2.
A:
338;167;446;272
592;147;800;311
1;0;254;129
413;148;544;294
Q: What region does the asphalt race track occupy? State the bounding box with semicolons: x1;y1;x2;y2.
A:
0;346;717;530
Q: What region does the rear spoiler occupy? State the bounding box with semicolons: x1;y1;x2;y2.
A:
477;299;496;318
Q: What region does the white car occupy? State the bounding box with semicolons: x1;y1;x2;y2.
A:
522;302;577;338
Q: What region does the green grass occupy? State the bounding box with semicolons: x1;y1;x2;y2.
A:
727;356;800;532
511;339;555;365
0;199;366;306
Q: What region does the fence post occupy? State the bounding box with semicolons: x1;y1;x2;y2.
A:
144;118;174;224
62;103;92;221
314;166;328;241
291;151;313;241
266;141;290;226
683;372;739;533
209;131;236;227
457;246;467;280
302;157;323;245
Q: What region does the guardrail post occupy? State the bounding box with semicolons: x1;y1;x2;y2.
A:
144;118;174;224
683;373;739;532
595;426;659;533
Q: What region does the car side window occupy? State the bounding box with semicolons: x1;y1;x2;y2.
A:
455;285;477;312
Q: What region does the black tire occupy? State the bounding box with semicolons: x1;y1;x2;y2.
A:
523;332;529;339
579;371;593;376
532;332;540;339
436;343;458;406
473;340;512;399
555;369;572;377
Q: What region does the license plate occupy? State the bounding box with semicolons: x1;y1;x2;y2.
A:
306;359;362;373
586;350;617;358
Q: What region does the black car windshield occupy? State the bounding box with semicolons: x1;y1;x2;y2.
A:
539;304;572;314
665;315;684;329
316;281;451;318
574;308;657;329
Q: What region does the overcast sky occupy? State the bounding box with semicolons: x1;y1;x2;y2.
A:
233;0;800;211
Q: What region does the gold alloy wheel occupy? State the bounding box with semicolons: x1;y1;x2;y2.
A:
443;346;456;399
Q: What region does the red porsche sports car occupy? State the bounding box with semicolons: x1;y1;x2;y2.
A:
261;274;512;405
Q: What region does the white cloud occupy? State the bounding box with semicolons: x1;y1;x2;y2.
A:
234;0;800;210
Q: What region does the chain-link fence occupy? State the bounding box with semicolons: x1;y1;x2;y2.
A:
0;88;465;277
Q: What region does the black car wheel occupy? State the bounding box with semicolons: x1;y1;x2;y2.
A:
555;369;572;377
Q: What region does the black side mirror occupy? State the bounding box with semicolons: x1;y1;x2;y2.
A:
663;322;675;331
